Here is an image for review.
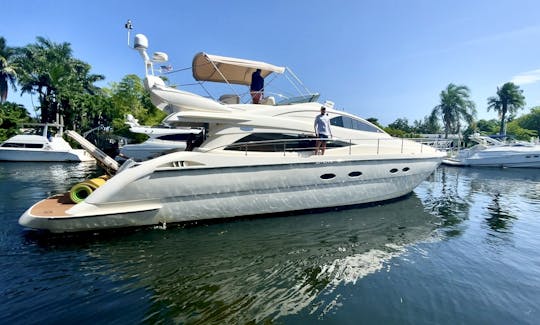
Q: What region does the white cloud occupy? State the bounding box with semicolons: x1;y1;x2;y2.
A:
511;69;540;85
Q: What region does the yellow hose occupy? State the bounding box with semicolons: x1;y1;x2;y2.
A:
69;183;94;203
82;177;106;189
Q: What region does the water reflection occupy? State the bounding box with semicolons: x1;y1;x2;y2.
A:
421;166;540;239
24;194;439;323
10;164;540;323
485;192;516;232
416;167;471;237
0;162;99;198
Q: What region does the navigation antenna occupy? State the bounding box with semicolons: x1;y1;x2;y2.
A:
125;19;133;47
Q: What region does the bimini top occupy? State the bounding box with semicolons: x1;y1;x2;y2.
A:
192;52;286;86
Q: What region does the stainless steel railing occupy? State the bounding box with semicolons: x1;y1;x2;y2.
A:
201;137;445;156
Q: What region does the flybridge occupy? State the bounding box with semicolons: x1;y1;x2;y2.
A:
127;21;319;106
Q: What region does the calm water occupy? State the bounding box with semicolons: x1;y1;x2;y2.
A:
1;162;539;324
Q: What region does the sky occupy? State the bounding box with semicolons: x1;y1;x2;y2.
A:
2;0;540;126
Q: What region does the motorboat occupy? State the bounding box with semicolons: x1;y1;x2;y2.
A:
0;122;95;162
18;32;445;233
117;114;203;161
442;133;540;168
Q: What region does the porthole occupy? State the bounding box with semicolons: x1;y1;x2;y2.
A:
402;167;410;172
320;173;336;180
526;155;532;158
348;171;362;177
390;168;398;173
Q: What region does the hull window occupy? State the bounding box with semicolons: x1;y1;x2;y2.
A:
320;173;336;180
348;171;362;177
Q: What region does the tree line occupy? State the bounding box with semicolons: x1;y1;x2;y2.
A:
1;35;539;143
0;36;165;142
380;83;539;141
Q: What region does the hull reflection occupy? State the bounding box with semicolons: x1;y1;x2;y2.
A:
70;194;439;322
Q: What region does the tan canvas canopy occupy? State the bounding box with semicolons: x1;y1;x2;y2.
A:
192;52;286;86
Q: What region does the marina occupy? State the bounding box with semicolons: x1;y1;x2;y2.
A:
1;162;539;323
2;2;540;324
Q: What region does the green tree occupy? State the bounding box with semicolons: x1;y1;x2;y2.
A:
366;117;384;129
412;114;441;134
515;106;540;135
384;127;407;138
105;74;166;140
506;120;537;140
14;37;104;127
0;101;32;141
0;37;18;103
476;119;499;134
387;117;412;133
487;82;526;136
431;83;476;138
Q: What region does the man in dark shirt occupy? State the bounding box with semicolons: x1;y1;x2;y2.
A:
250;69;264;104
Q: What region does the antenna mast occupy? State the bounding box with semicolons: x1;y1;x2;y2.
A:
125;19;133;47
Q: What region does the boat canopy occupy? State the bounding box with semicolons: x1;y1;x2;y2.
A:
192;52;286;86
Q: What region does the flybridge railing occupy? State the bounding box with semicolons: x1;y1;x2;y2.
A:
201;137;445;156
156;61;319;106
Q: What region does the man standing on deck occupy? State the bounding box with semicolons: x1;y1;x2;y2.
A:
250;69;264;104
314;105;332;155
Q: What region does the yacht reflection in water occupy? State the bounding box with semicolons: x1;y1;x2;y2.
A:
63;194;440;323
421;165;540;238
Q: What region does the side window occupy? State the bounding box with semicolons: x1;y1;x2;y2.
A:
224;133;349;152
157;134;192;141
330;116;382;133
330;116;343;127
26;143;44;148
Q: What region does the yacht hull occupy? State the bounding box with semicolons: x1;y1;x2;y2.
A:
119;141;187;161
19;156;441;233
443;151;540;168
0;148;94;162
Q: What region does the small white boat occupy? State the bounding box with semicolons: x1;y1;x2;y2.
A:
0;123;95;162
118;115;203;161
443;133;540;168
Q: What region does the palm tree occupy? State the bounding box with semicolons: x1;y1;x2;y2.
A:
15;37;104;126
431;83;476;138
487;82;526;136
0;37;18;103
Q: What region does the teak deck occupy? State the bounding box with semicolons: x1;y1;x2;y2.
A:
30;193;74;217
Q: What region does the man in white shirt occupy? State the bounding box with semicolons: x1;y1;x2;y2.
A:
314;105;332;155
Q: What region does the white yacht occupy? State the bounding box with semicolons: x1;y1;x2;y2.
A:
117;114;203;161
443;133;540;168
18;33;445;233
0;123;95;162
